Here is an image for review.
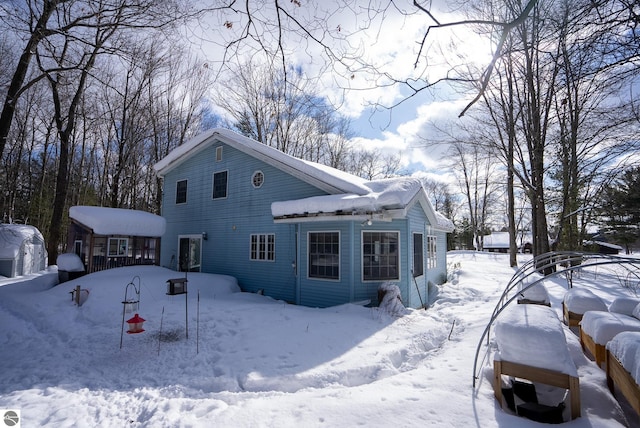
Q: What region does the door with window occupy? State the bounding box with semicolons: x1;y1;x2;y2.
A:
178;235;202;272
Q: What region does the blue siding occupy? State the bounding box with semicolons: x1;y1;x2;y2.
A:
161;141;327;303
160;136;451;308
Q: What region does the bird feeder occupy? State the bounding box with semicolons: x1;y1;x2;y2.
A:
166;277;189;339
121;276;141;313
166;278;187;295
123;299;138;313
119;276;143;349
126;313;146;334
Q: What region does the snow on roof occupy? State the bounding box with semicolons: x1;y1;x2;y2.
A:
69;206;166;237
482;232;533;248
154;129;454;231
0;224;44;259
271;176;454;231
584;240;623;250
271;177;422;216
153;128;370;195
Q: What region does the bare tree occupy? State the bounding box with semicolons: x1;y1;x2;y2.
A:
0;0;187;161
448;141;498;250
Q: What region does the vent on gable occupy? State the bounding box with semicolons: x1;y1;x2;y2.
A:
216;146;223;162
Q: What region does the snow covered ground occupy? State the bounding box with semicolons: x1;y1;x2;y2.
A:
0;251;638;427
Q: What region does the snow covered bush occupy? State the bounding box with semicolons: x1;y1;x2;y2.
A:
377;282;407;316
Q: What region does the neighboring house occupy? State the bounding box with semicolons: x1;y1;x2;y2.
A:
583;240;622;255
482;232;533;254
154;128;454;308
0;224;47;278
67;206;166;273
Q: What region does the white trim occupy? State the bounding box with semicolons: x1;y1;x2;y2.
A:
252;170;265;188
107;237;128;257
361;230;401;282
249;233;276;262
307;230;341;282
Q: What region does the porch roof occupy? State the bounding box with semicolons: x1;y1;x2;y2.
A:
69;206;166;237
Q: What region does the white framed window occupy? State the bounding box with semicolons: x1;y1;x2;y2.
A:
427;235;437;269
108;238;128;257
216;146;223;161
362;231;399;281
252;170;264;188
308;231;340;280
250;233;275;261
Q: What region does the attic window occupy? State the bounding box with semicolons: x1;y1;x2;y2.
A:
252;171;264;188
216;146;223;161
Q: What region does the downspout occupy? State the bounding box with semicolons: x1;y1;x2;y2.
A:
295;223;301;305
425;223;430;306
349;220;355;302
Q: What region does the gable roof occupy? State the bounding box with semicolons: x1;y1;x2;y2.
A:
154;128;454;232
154;128;370;195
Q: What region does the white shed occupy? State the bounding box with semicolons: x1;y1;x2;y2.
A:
0;224;48;278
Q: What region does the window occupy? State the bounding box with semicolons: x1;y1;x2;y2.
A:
413;233;424;277
216;146;223;161
250;234;275;261
176;179;187;204
252;170;264;188
74;240;82;256
213;171;228;199
108;238;128;257
362;231;399;281
308;232;340;280
427;235;437;269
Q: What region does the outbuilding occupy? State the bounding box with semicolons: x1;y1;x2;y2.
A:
0;224;48;278
67;206;166;273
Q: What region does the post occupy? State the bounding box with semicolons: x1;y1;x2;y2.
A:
75;285;81;306
185;284;189;339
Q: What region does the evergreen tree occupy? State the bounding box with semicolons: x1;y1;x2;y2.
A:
600;167;640;253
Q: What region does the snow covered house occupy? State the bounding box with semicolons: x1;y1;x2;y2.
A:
67;206;166;273
154;128;454;308
482;232;532;253
0;224;47;278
